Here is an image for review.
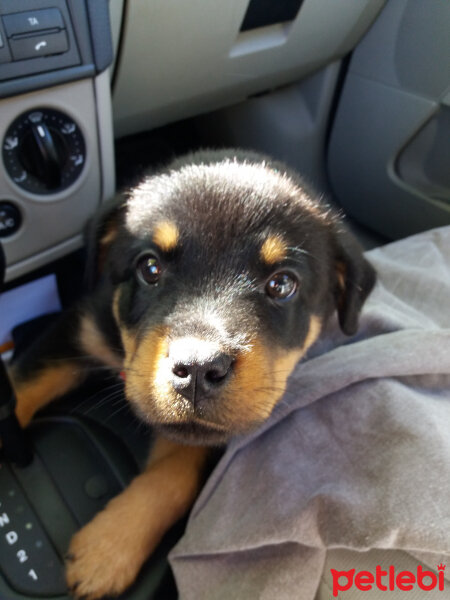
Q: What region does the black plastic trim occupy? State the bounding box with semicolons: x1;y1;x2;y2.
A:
241;0;304;31
85;0;113;73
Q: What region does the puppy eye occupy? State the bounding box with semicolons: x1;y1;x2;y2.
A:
265;272;298;300
136;254;162;285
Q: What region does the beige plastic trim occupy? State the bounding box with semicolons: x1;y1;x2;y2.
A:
5;235;84;281
108;0;125;73
112;0;386;137
94;70;116;202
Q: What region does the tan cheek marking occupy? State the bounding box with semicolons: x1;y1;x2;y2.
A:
271;316;322;407
336;260;347;291
271;313;321;386
271;349;305;393
132;328;168;389
112;288;137;359
112;289;173;421
223;316;322;429
224;337;273;425
100;228;118;248
303;314;322;352
112;288;121;324
12;364;81;428
125;327;170;417
79;314;122;369
226;344;302;426
153;221;179;252
260;235;287;265
112;286;172;419
96;221;120;275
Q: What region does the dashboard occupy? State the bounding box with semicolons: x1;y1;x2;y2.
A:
1;0;449;285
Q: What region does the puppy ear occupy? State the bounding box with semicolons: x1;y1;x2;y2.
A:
84;196;126;291
333;228;376;336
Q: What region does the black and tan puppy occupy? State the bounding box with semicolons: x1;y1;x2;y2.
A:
11;150;375;599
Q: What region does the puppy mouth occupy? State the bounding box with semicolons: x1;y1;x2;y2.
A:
156;419;230;445
126;390;231;441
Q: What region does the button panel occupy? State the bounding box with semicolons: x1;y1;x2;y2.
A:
1;6;70;64
9;30;68;61
0;462;66;596
0;0;82;82
3;9;64;38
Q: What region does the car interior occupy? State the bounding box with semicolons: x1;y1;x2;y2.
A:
0;0;449;598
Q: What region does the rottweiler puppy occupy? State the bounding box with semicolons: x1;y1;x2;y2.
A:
11;150;376;599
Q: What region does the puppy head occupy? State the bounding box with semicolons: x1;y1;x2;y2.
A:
97;153;375;445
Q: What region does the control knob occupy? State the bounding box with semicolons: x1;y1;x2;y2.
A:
2;108;85;195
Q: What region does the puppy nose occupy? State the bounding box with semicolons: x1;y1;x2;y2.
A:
169;339;233;402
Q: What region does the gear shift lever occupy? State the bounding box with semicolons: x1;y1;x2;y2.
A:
0;242;33;467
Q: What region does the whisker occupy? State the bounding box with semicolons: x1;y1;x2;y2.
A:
82;389;126;415
69;381;125;413
106;402;134;422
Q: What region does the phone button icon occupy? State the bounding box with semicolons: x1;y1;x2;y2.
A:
34;40;47;52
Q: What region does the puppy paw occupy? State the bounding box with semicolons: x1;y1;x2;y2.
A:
65;505;152;600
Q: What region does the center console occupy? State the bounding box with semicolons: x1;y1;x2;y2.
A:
0;0;115;282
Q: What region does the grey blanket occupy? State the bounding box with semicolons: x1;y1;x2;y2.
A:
169;226;450;599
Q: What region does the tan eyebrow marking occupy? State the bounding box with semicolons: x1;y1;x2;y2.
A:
260;235;287;265
152;221;179;252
